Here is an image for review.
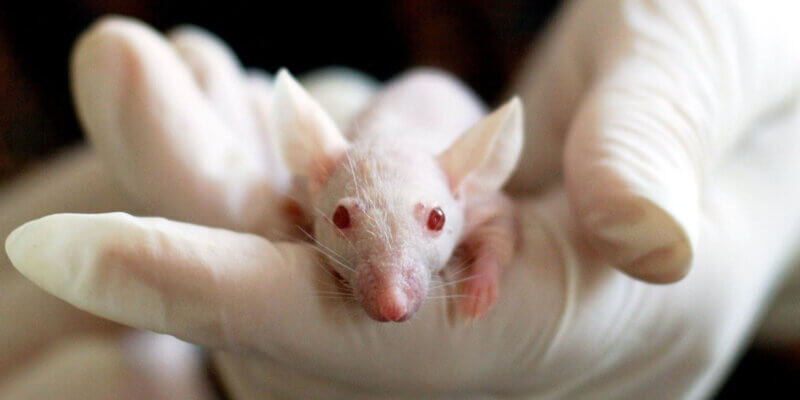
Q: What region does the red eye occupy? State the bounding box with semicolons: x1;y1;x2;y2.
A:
333;205;351;229
427;207;445;231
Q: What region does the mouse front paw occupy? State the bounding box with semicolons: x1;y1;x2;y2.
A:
460;258;500;318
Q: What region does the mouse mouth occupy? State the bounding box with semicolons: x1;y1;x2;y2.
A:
355;263;426;322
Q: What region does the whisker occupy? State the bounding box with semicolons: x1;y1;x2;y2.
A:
314;291;355;296
313;278;341;291
314;247;357;274
309;257;345;285
296;225;346;260
431;274;481;290
296;226;358;273
314;294;357;299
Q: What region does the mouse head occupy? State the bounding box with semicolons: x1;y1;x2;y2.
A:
273;70;522;322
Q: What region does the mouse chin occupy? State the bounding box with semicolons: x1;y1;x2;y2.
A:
355;263;427;323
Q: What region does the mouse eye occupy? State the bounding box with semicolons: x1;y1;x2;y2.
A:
426;207;445;231
333;205;351;229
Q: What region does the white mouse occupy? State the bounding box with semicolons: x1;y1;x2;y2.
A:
274;68;523;322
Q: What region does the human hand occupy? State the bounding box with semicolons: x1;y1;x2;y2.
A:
508;0;800;284
8;3;800;398
0;16;378;399
8;122;800;400
69;17;377;239
0;151;213;400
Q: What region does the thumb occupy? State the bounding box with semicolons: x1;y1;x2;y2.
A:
564;64;701;283
563;0;800;282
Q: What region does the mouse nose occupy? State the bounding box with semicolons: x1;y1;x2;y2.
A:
377;287;410;322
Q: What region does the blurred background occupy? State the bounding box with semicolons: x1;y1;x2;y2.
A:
0;0;797;398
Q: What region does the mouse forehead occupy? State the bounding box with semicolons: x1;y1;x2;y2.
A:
324;144;451;206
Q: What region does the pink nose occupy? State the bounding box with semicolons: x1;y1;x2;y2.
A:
377;287;410;322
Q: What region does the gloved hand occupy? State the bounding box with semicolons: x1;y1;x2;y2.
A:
7;0;800;398
0;151;213;400
0;17;378;400
507;0;800;283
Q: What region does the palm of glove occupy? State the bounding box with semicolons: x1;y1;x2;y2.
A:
8;1;800;399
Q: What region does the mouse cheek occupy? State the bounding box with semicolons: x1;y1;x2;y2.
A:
425;227;444;239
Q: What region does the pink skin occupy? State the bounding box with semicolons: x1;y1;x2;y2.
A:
355;263;425;322
458;194;518;317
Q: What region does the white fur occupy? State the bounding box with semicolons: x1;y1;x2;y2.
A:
315;141;464;281
273;68;524;314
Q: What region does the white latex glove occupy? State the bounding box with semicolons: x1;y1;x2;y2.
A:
0;18;378;400
70;18;377;238
7;3;800;398
508;0;800;284
0;151;213;400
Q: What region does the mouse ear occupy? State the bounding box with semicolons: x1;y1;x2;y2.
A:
438;97;524;194
273;69;349;192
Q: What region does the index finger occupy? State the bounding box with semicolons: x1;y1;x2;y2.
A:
5;213;319;350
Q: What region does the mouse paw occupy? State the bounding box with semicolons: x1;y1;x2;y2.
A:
460;270;499;319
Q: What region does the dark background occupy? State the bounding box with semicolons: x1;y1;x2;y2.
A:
0;0;797;397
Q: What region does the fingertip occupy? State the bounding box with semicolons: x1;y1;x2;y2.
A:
166;24;214;42
72;15;159;66
580;194;694;283
564;82;701;284
507;96;523;114
4;215;66;294
300;66;379;129
167;24;239;76
625;240;692;283
76;15;146;44
5;221;28;271
70;14;169;150
274;67;297;91
273;68;303;114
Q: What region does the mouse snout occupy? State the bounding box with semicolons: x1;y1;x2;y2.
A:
356;263;426;322
377;287;410;322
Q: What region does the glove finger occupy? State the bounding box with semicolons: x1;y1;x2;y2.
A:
299;67;380;130
504;0;602;194
351;68;486;144
0;335;212;400
510;103;800;399
0;149;134;276
123;332;215;400
71;17;284;235
4;212;322;349
563;0;800;282
0;337;131;400
167;26;262;149
0;273;120;377
1;208;572;393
